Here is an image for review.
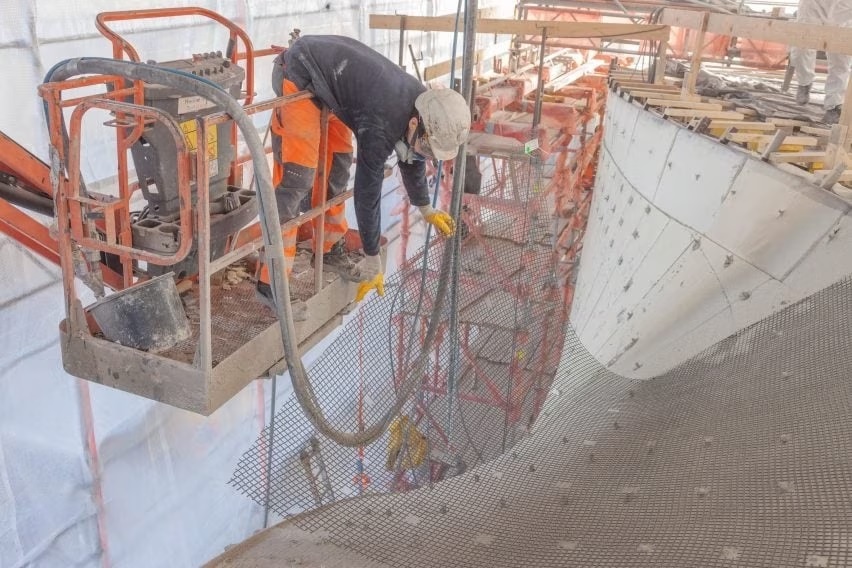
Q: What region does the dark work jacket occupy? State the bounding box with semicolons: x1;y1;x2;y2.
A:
282;35;430;257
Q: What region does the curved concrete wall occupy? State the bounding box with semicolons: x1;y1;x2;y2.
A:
572;95;852;379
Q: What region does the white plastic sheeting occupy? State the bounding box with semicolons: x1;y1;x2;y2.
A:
0;0;507;566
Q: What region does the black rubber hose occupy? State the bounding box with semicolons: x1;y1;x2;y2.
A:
0;181;54;216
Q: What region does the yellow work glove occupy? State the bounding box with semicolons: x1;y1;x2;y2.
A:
354;254;384;302
418;205;456;237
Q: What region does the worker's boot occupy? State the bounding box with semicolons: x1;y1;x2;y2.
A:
823;105;842;125
796;83;811;105
312;239;361;282
255;281;308;322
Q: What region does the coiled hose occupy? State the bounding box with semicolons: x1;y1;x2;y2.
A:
45;57;455;447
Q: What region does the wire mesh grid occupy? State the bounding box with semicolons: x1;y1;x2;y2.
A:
229;153;570;517
161;277;277;365
252;273;852;568
220;141;852;568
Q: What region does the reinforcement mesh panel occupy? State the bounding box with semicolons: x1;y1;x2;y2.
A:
229;156;568;516
218;273;852;568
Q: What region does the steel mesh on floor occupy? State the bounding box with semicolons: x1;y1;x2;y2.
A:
158;250;341;366
219;273;852;568
161;277;277;365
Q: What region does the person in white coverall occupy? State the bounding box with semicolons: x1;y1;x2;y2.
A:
791;0;852;124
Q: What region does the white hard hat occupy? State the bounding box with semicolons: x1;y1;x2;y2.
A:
414;89;471;161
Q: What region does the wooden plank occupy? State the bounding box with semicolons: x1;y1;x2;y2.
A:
655;37;668;84
708;14;852;53
760;127;793;159
841;79;852;146
800;125;832;136
615;81;680;91
663;109;745;120
709;120;777;130
813;168;852;183
769;151;827;163
727;133;818;145
370;15;671;40
685;12;709;95
662;8;852;54
823;125;848;168
767;117;809;126
650;99;723;110
627;91;702;101
816;159;849;188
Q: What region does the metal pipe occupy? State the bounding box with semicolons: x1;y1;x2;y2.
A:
447;0;478;442
263;370;278;528
314;107;329;293
398;16;407;68
533;29;549;129
409;44;422;81
0;181;54;216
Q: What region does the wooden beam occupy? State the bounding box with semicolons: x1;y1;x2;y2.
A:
663;109;745;120
769;150;827;163
650;99;723;110
800;125;832;136
685;12;709;95
709;120;777;130
370;15;670;40
767;117;809;126
615;81;680;91
627;91;702;101
816;158;849;188
823;125;848;168
727;133;818;145
661;8;852;54
841;79;852;147
760;127;793;159
654;36;668;84
814;168;852;183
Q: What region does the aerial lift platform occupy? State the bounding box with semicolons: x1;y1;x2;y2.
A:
0;8;367;415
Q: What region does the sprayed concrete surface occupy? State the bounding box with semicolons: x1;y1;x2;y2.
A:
572;95;852;380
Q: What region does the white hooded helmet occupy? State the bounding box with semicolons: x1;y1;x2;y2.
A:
414;88;472;161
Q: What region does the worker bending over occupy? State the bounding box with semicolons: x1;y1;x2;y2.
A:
791;0;852;123
257;35;471;316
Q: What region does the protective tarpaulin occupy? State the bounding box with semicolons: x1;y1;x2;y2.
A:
665;60;827;122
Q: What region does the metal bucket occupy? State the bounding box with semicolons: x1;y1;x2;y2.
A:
88;273;191;352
